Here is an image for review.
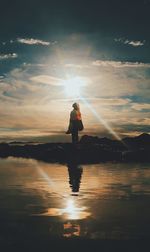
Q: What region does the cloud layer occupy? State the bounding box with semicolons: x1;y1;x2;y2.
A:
92;60;150;68
0;53;18;60
0;48;149;141
115;38;145;47
30;75;63;86
17;38;50;45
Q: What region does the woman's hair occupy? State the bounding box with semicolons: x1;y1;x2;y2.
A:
72;103;80;110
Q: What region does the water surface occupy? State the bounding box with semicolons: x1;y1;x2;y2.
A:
0;157;150;244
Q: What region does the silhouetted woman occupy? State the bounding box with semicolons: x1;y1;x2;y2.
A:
66;103;83;144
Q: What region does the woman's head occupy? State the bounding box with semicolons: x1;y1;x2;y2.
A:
72;102;79;110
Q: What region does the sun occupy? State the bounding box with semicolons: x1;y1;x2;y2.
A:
63;76;85;97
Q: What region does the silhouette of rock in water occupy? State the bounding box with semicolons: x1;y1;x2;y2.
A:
123;133;150;149
0;133;149;163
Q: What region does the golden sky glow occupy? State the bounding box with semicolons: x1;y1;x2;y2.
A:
0;41;149;142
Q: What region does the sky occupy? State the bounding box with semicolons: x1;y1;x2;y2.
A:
0;0;150;142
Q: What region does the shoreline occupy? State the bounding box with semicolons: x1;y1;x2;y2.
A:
0;142;149;164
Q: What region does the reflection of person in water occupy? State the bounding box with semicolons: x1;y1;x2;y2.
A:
67;162;83;194
66;103;84;144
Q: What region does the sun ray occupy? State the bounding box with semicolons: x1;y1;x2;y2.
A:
80;96;128;147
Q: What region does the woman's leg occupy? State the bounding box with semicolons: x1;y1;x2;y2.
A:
72;129;78;144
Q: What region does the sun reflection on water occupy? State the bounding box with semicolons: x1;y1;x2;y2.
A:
63;222;81;238
62;199;88;220
35;198;91;220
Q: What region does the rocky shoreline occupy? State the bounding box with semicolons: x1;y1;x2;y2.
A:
0;133;149;163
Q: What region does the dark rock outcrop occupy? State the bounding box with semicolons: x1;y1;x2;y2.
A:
0;133;149;163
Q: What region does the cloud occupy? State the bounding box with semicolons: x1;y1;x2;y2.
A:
131;103;150;111
0;53;18;60
78;59;150;99
0;67;69;109
65;63;89;69
0;57;149;141
115;38;145;47
17;38;50;46
51;97;131;106
30;75;63;86
130;117;150;125
80;98;131;106
0;69;47;105
22;62;48;67
113;116;150;126
125;40;145;47
92;60;150;68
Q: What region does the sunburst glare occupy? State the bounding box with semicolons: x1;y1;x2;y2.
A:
63;76;85;97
